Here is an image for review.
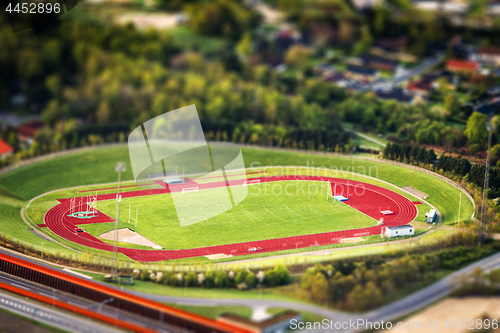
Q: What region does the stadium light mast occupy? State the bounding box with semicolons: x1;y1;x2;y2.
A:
481;118;494;243
112;162;126;282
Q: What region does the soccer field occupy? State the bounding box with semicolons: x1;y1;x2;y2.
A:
82;181;377;250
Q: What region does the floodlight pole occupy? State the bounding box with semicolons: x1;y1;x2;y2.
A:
481;121;494;243
112;162;126;282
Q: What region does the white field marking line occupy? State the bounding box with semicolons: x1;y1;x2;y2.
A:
240;206;264;223
238;206;257;224
263;205;285;221
286;205;305;219
330;205;340;213
216;200;244;225
308;205;321;214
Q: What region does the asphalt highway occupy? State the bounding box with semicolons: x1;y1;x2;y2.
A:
0;272;182;333
0;287;122;333
2;247;500;332
126;251;500;333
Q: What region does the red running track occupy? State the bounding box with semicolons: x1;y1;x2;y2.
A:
44;176;418;262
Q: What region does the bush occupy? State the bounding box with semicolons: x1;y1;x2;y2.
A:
246;272;256;288
185;272;198;287
139;270;150;281
204;271;215;288
273;264;290;285
264;270;277;287
235;270;249;285
214;271;228;288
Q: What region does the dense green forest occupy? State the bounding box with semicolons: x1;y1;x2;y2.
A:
1;0;500;162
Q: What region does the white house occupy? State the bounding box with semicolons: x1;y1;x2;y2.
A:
384;225;414;238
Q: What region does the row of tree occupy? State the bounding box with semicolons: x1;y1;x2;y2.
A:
300;232;499;311
136;264;290;289
384;143;500;198
383;143;437;165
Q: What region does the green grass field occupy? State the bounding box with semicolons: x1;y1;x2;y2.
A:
0;145;474;260
82;181;377;250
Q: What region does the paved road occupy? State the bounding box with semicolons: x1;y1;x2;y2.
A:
0;288;122;333
0;272;180;333
391;54;444;86
353;53;444;93
0;245;498;332
128;251;500;332
343;129;386;147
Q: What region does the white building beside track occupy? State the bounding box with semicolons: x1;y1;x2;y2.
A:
384;225;414;238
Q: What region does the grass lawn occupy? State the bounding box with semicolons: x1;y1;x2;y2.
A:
0;145;473;261
267;307;328;323
87;181;376;250
166;304;252;319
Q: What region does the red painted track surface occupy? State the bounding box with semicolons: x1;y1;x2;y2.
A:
44;176;417;262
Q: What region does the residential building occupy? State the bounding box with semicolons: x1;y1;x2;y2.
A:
476;47;500;66
16;120;44;147
413;0;468;14
407;70;457;95
309;24;337;45
350;0;383;10
446;59;479;73
375;37;408;53
407;77;434;95
360;54;399;72
345;65;377;81
274;29;300;55
0;139;13;158
375;88;416;104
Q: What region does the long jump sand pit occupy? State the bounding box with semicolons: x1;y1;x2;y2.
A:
379;297;500;333
99;228;163;249
205;253;232;260
342;237;365;243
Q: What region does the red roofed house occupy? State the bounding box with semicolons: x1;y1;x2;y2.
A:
407;77;434;95
0;139;14;158
375;36;408;53
309;24;338;44
477;47;500;66
446;59;479;73
16;120;44;147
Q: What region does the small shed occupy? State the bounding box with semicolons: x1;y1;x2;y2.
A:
384;225;414;238
425;209;437;223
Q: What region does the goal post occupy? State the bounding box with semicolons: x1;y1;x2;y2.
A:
181;186;199;194
327;182;335;203
243;179;260;187
128;203;139;229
